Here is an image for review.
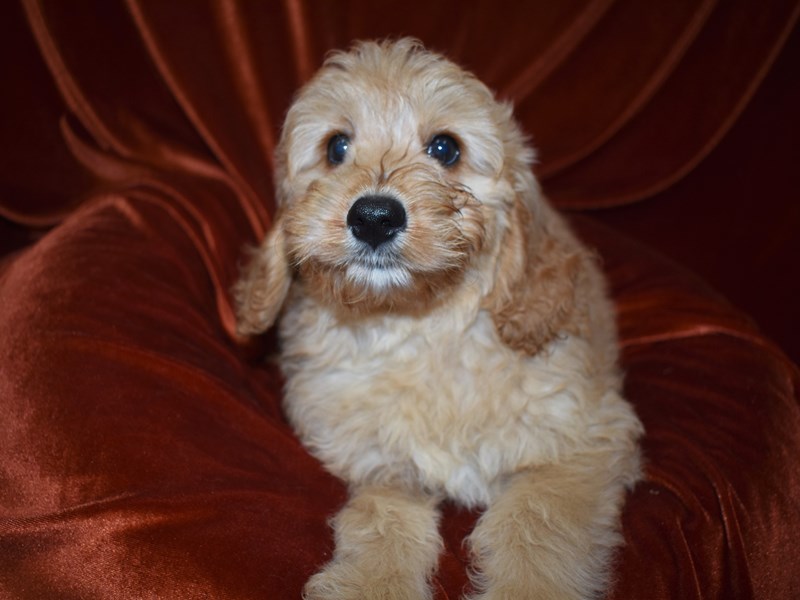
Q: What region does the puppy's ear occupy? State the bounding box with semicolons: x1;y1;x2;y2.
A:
483;195;588;354
234;215;292;336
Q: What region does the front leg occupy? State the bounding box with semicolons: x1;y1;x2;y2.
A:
467;450;640;600
304;485;443;600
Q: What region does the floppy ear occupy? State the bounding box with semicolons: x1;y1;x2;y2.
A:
482;195;589;355
234;215;292;336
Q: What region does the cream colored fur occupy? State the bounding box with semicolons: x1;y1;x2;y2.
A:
236;39;643;600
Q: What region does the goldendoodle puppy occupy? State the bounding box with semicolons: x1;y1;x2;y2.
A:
236;38;643;600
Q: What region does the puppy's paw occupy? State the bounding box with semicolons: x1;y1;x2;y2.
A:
303;560;432;600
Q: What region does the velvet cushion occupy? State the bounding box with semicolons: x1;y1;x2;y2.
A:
2;1;799;598
3;196;798;598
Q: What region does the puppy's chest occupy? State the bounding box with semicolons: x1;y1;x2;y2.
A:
280;307;583;506
283;308;519;419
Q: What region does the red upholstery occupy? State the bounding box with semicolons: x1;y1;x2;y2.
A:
2;2;798;598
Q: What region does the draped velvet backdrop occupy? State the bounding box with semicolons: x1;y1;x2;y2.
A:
1;1;799;599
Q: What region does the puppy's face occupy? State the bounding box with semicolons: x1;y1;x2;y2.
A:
274;40;536;315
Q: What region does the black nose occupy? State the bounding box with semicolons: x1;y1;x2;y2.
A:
347;195;407;250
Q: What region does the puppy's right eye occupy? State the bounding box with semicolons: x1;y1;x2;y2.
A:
327;134;350;165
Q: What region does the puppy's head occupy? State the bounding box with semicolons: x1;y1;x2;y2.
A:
237;39;584;350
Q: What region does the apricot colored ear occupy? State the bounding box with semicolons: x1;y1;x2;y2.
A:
483;196;586;354
234;217;291;336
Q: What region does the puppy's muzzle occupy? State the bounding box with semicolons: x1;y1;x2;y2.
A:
347;195;406;250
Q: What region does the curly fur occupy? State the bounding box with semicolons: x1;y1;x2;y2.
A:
235;38;643;600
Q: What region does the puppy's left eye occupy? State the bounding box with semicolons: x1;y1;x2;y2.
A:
327;134;350;165
426;134;460;167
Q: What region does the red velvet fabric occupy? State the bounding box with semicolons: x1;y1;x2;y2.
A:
1;1;799;598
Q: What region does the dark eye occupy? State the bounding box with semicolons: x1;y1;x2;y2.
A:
327;134;350;165
426;134;460;167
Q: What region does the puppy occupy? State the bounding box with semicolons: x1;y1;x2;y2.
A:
236;39;643;600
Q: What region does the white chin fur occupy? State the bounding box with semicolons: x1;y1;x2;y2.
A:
346;263;412;291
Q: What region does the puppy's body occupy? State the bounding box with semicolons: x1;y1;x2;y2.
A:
281;220;624;510
237;39;642;600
